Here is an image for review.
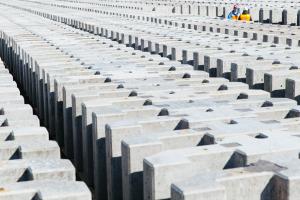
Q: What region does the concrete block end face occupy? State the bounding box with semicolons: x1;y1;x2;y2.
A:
264;74;273;92
237;93;249;100
285;79;296;99
285;109;300;119
171;183;184;200
174;119;189;130
246;68;254;87
143;159;155;200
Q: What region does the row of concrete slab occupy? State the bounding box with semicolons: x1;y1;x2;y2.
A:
18;0;300;25
43;0;300;25
0;43;91;198
4;0;300;46
1;2;300;200
4;0;300;103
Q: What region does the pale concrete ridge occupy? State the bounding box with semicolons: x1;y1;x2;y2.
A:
1;1;300;200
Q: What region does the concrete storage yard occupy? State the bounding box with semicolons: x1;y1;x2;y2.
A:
1;0;300;199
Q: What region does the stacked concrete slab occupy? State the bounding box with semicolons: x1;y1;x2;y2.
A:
1;1;300;200
3;0;300;103
17;0;300;25
7;0;300;46
0;55;91;198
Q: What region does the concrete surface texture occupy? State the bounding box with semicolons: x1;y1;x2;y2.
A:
1;0;300;200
